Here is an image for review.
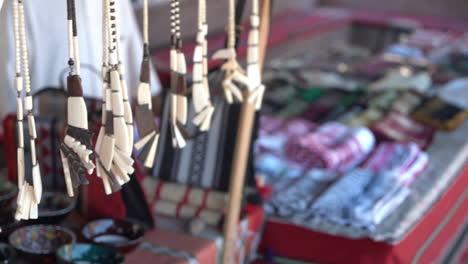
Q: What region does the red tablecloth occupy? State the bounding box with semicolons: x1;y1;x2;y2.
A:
258;164;468;264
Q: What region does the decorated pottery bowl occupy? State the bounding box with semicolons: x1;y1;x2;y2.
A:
32;192;77;224
82;219;145;253
57;243;124;264
0;179;18;209
9;225;76;259
0;243;15;264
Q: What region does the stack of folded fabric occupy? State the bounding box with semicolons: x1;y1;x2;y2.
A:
372;111;436;149
256;117;317;154
310;142;428;229
265;169;338;219
285;122;375;172
254;153;304;189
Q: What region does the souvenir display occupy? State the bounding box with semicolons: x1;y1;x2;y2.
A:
95;0;134;195
212;0;249;104
134;0;160;168
169;0;189;149
13;0;42;220
192;0;215;131
60;0;95;197
222;0;269;262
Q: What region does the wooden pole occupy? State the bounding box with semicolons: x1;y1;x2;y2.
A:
221;0;271;263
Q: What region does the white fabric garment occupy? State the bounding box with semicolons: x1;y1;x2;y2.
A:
0;0;161;122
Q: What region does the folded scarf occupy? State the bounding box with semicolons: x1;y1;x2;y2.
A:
362;142;428;186
311;143;429;228
257;118;317;153
285;123;375;172
372;111;435;149
266;169;338;218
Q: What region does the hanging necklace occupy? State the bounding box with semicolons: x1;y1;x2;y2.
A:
134;0;160;168
212;0;249;104
13;0;42;220
246;0;265;109
95;0;134;194
191;0;214;131
169;0;189;149
60;0;95;198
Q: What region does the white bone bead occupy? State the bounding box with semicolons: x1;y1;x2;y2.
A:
109;52;118;66
172;124;186;148
32;164;42;202
212;48;235;60
114;150;135;174
95;127;105;155
177;52;187;74
30;139;37;164
67;97;89;129
135;131;155;150
176;95;187;124
137;83;152;107
17;122;24;148
16;98;23;120
17;149;25;186
199;106;214;131
144;134;159;168
111;91;124;116
126;124;134;156
251;15;260;27
114;117;130;153
192;83;208;112
28;115;37;138
170;49;178;70
99;164;112;195
15;76;23;92
105;88;113;111
99;135;116;171
24;95;32;111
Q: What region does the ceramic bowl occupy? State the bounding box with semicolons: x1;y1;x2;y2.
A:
0;243;15;264
82;219;145;253
57;243;124;264
9;225;76;258
31;192;77;224
0;179;17;209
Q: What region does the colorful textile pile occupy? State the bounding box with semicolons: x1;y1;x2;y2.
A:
310;142;428;229
285;122;375;172
372;111;435;149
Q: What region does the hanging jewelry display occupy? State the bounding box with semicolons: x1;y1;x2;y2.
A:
246;0;265;109
60;0;95;197
212;0;249;104
169;0;189;148
134;0;160;168
222;0;269;262
13;0;42;220
95;0;134;194
192;0;214;131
